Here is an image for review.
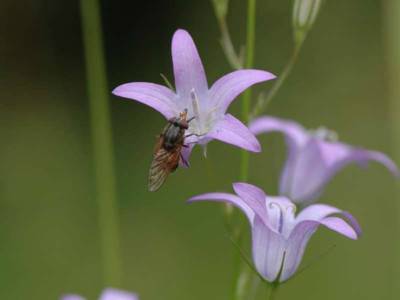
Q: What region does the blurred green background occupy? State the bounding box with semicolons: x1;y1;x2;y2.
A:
0;0;398;299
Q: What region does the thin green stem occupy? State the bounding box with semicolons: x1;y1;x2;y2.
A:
218;17;244;70
383;1;400;295
266;284;279;300
248;274;262;300
80;0;122;287
232;1;257;299
240;0;257;182
251;45;301;118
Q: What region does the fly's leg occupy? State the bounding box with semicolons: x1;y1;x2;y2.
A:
187;116;196;123
185;133;205;138
180;153;189;167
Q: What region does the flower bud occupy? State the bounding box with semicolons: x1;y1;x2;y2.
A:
211;0;229;20
292;0;323;46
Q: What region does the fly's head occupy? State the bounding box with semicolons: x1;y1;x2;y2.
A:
169;109;191;130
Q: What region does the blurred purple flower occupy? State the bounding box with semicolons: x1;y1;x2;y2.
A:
189;182;361;282
249;116;399;204
61;288;138;300
113;29;275;162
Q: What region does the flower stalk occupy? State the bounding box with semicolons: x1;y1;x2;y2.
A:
231;1;258;299
79;0;122;287
240;0;257;182
251;0;324;118
231;0;258;298
211;0;244;69
266;283;279;300
382;0;400;292
251;47;300;118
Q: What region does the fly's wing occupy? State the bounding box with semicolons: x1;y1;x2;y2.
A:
148;145;182;192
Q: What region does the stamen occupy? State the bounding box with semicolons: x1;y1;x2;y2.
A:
202;144;208;158
268;201;296;233
269;202;285;233
190;89;202;134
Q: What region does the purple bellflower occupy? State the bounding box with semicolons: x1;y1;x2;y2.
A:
249;116;399;204
189;182;361;282
61;288;138;300
113;29;275;162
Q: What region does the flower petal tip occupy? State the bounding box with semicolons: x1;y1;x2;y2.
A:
186;195;203;203
343;211;362;237
347;230;359;240
174;28;189;35
253;141;262;153
172;29;193;45
392;166;400;178
258;70;277;81
246;137;262;153
111;85;123;96
186;197;195;203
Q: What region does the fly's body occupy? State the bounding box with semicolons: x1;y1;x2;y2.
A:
148;110;192;192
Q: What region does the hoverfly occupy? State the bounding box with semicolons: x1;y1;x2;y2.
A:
148;109;195;191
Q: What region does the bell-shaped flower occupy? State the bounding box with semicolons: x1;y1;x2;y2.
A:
113;29;275;162
61;288;138;300
189;182;361;282
249;116;399;204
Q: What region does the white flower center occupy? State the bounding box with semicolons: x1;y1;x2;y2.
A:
188;89;220;137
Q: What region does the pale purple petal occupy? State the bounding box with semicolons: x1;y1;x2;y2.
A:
346;149;400;177
248;116;308;147
209;70;276;113
318;217;358;240
112;82;178;119
295;204;362;237
232;182;268;225
288;140;400;203
179;144;194;168
280;220;319;282
341;211;362;236
99;288;138;300
250;116;399;203
172;29;208;100
283;139;326;202
60;296;86;300
248;116;309;197
207;114;261;152
252;216;285;282
296;204;342;223
188;192;255;223
281;209;360;282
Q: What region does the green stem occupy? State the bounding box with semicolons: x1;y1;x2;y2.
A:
240;0;257;182
383;0;400;295
218;16;243;70
232;1;257;299
80;0;122;287
266;284;279;300
251;45;301;118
